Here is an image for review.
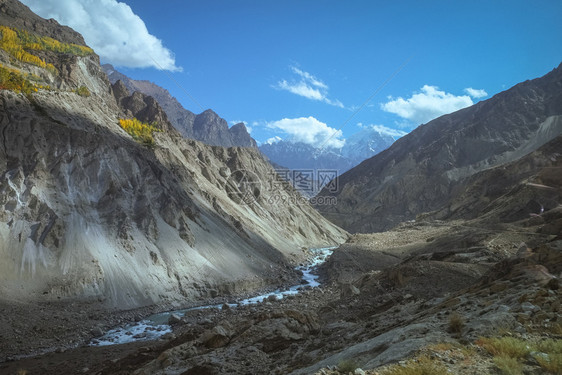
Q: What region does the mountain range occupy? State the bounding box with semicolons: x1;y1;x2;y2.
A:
260;125;403;173
317;62;562;232
103;64;257;148
104;64;404;183
1;1;561;374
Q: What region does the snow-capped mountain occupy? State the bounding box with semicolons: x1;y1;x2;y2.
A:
260;125;405;173
259;125;405;197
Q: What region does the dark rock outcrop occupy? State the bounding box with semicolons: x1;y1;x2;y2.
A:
229;122;258;148
112;81;174;132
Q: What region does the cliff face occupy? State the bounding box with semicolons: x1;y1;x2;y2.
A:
103;64;257;148
0;2;346;308
317;63;562;232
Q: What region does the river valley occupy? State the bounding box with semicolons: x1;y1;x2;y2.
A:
90;248;334;347
1;219;560;375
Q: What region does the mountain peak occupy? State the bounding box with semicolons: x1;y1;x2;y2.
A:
103;66;257;148
260;126;400;174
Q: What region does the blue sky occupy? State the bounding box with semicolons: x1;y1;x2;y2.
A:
22;0;562;147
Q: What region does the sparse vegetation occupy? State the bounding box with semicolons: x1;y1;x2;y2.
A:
380;355;448;375
0;64;50;94
0;64;34;94
477;336;562;374
75;85;91;97
118;118;162;147
0;25;94;75
387;268;407;287
476;336;531;359
493;355;523;375
337;358;358;373
448;312;465;335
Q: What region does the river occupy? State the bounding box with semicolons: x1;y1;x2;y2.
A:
90;247;334;346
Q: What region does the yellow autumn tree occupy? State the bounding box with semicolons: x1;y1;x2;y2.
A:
0;26;94;75
118;118;161;146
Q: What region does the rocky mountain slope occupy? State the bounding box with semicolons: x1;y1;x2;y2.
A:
103;64;257;148
427;134;562;225
318;63;562;232
0;0;346;312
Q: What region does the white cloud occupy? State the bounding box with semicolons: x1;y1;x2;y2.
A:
265;136;282;145
277;80;324;101
21;0;181;71
381;85;473;124
291;67;328;89
358;122;407;138
267;117;345;149
274;66;344;108
368;124;408;138
464;87;488;99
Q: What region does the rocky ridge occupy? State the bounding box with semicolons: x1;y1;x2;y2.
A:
103;64;257;148
317;63;562;232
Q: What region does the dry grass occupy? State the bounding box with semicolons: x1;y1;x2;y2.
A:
493;355;523;375
427;342;456;352
476;337;530;359
380;355;448;375
535;353;562;374
387;268;407;287
477;336;562;374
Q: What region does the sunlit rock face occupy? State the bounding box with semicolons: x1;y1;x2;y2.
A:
0;0;347;308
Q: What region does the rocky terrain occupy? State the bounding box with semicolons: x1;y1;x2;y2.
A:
103;64;257;148
1;1;561;374
2;213;559;374
0;0;347;351
317;63;562;232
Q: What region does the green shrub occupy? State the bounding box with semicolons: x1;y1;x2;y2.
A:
337;359;358;373
75;85;90;97
448;312;464;335
535;353;562;374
